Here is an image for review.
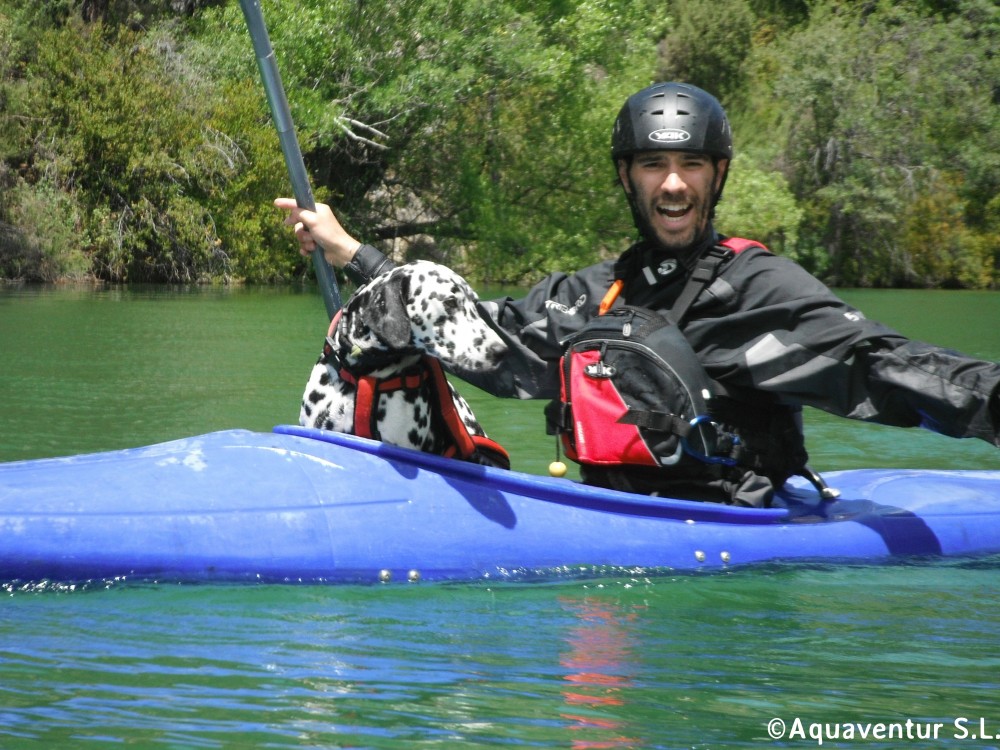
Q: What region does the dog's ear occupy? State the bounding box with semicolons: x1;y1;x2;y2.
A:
366;271;413;350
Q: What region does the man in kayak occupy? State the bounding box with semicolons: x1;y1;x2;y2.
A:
276;82;1000;506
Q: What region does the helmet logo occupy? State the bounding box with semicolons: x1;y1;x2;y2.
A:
649;128;690;144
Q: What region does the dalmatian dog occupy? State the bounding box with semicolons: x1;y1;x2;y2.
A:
300;260;507;462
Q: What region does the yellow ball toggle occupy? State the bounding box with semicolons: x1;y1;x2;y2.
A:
548;461;568;478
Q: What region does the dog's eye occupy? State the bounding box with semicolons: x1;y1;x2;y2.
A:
443;297;460;313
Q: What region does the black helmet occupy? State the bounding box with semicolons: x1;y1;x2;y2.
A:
611;82;733;161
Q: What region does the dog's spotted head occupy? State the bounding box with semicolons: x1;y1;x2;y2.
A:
335;260;506;374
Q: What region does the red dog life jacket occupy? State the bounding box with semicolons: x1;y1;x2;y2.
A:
323;313;510;469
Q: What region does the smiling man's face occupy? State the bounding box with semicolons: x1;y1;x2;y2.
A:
618;151;727;252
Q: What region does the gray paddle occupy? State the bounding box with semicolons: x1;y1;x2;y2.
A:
239;0;342;319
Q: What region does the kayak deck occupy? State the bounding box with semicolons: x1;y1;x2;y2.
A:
0;426;997;583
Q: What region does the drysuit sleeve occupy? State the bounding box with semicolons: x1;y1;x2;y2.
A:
687;249;1000;446
459;262;618;400
336;243;614;400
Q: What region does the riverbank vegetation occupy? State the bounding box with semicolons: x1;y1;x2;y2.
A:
1;0;997;287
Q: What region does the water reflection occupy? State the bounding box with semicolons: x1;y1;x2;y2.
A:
559;595;643;748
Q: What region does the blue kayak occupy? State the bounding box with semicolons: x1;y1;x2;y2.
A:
2;425;999;584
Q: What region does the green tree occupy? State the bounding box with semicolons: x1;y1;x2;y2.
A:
657;0;755;105
202;0;662;283
716;152;805;262
0;3;298;282
38;23;233;281
746;0;999;287
2;0;996;287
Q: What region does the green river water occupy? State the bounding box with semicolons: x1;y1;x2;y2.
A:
1;283;999;749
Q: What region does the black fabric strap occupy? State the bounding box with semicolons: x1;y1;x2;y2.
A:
616;409;691;437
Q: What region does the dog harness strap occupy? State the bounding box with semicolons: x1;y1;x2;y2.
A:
345;368;430;440
426;357;478;459
424;356;511;467
353;376;378;440
467;436;512;469
339;369;426;391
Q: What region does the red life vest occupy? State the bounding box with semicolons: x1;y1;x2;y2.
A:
547;238;763;471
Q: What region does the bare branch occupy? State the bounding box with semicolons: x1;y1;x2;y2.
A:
336;117;389;151
341;117;390;141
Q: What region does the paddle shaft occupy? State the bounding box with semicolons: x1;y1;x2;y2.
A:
238;0;342;319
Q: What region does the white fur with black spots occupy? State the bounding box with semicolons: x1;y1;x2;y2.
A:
300;260;506;456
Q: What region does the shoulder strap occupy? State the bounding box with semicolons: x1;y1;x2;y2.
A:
670;237;767;324
669;247;728;325
598;237;768;323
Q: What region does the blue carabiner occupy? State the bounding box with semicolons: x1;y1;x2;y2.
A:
681;415;740;466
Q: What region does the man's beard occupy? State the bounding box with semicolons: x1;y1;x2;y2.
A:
628;185;714;254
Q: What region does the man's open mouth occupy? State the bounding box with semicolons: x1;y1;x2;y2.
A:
656;203;693;220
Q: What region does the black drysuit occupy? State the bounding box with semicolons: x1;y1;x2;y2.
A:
345;231;1000;493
